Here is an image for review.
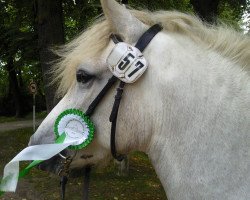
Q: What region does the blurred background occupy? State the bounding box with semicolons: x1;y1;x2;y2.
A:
0;1;249;199
0;0;249;119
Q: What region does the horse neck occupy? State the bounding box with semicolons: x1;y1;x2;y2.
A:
143;32;250;198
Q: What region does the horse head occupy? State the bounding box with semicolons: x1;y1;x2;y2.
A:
28;0;158;174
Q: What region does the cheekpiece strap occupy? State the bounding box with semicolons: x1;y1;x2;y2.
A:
85;75;117;116
109;24;162;161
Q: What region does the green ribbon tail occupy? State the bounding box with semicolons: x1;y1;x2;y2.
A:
55;132;66;143
0;133;66;196
18;160;42;178
19;133;66;178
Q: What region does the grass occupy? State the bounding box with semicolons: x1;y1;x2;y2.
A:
0;128;167;200
0;111;47;123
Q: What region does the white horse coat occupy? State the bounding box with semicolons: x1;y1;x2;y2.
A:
29;0;250;199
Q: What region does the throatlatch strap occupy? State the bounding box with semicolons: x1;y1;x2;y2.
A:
110;81;126;161
109;24;162;161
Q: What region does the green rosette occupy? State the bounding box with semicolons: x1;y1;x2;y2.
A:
54;109;95;150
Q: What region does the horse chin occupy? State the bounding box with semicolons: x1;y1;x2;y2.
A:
36;154;65;175
69;154;112;173
35;146;112;178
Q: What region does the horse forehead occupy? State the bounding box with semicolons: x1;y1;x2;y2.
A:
77;31;166;73
78;41;116;73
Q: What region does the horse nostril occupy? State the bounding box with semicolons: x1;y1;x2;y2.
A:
36;162;46;171
36;161;49;171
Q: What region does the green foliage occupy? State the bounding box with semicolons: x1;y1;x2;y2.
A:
63;0;103;41
0;0;38;60
0;0;249;116
129;0;193;12
242;0;250;32
0;0;38;83
0;0;44;116
218;0;247;29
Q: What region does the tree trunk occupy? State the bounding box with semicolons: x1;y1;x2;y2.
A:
6;57;23;117
190;0;220;23
17;66;24;88
36;0;64;112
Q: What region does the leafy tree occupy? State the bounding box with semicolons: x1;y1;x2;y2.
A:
0;0;39;117
240;0;250;32
63;0;103;40
130;0;192;12
190;0;220;23
219;0;247;28
0;0;248;117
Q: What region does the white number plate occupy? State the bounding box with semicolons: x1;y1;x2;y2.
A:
107;42;148;83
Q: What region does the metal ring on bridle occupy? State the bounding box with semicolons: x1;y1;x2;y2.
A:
59;153;67;160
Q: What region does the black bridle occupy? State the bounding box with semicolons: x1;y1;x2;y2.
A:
60;24;162;200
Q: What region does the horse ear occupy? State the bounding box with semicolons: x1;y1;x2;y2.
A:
100;0;147;43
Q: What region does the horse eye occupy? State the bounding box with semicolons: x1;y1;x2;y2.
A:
76;70;94;84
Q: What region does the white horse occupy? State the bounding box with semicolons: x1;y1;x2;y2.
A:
29;0;250;199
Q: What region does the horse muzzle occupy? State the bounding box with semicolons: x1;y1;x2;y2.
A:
36;151;67;175
36;150;93;178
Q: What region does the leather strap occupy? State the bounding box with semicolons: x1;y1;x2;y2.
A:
82;166;91;200
110;34;123;44
135;24;162;52
60;24;162;200
109;81;126;161
110;24;162;162
60;176;68;200
85;75;117;116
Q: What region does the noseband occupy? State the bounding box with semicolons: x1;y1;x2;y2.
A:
59;24;162;200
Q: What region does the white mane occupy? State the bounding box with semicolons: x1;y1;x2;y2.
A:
53;10;250;96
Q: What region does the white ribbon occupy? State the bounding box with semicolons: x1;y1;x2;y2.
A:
0;137;78;192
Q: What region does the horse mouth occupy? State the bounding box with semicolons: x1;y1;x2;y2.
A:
36;153;64;175
36;151;94;178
